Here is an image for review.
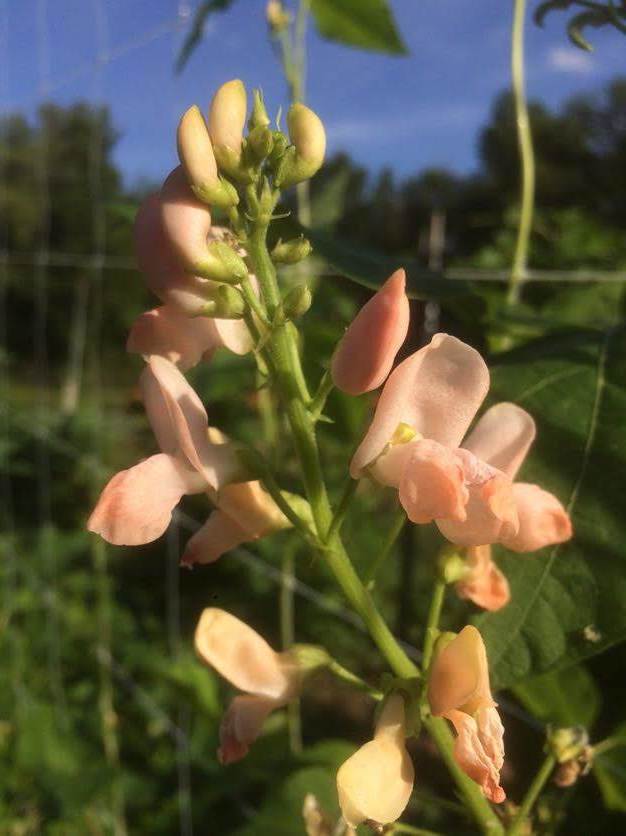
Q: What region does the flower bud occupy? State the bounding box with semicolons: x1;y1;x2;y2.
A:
199;240;248;284
210;284;245;319
272;236;312;264
283;284;312;319
268;131;289;165
177;106;239;209
276;103;326;188
209;79;247;177
250;89;271;130
266;0;291;33
247;124;274;162
331;269;410;395
336;694;414;829
548;726;590;764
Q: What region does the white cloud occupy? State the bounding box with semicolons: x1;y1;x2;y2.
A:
548;46;594;74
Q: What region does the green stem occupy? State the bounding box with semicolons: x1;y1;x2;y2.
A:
508;753;556;836
328;658;382;699
422;577;446;674
281;545;302;753
308;369;334;419
508;0;535;306
594;735;626;757
325;477;358;542
246;218;503;834
392;825;444;836
365;508;406;589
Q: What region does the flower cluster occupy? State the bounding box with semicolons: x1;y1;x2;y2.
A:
87;78;574;832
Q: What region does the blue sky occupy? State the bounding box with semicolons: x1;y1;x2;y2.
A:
4;0;625;188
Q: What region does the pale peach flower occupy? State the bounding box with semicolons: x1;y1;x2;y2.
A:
350;333;519;547
208;80;247;163
428;626;505;803
88;357;239;546
195;608;300;763
127;305;252;371
336;694;414;829
453;403;572;610
331;269;410;395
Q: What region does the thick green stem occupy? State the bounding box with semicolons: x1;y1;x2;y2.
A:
508;0;535;306
246;218;502;834
328;658;382;699
508;753;556;836
422;577;446;674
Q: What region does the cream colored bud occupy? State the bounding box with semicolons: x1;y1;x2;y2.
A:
276;104;326;188
266;0;290;32
177;106;218;188
209;79;247;174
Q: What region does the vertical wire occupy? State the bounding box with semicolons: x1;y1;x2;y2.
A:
89;1;127;831
35;0;69;725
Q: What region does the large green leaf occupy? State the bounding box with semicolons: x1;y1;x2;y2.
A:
513;665;601;728
474;324;626;689
311;0;407;55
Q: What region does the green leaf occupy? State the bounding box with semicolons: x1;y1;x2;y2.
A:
475;323;626;689
311;0;407;55
310;167;352;230
176;0;237;73
513;665;601;728
307;228;476;302
594;723;626;812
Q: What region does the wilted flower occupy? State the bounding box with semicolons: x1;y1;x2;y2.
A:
331;269;410;396
195;608;301;763
456;544;510;612
336;694;414;829
88;357;240;546
350;333;518;547
428;626;505;803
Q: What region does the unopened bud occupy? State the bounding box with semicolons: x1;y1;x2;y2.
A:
438;548;468;584
548;726;590;764
195;241;248;285
268;131;289;165
247;125;274;162
209;79;247;177
283;284;312;319
208;284;245;319
266;0;291;33
250;89;271;130
177;106;218;190
276;103;326;188
272;236;312;264
290;644;331;677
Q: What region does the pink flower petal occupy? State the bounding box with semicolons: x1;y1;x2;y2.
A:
456;545;511;612
502;482;572;553
446;707;506;804
428;625;494;717
180;510;249;566
212;317;253;355
398;439;468;524
218;694;283;765
140;357;236;489
464;402;536;480
194;608;297;699
331;269;410;395
351;334;489;477
437;461;519;547
127;306;220;370
87;453;203;546
159;166;212;273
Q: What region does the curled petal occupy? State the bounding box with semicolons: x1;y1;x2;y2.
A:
180;510;249;566
456;545;511;612
87;453;204;546
331;269;410;395
351;334;489;477
194;608;297;699
218;694;282;765
337;696;414;829
446;707;506;804
159;166;212;273
502;483;572;553
428;625;493;718
140;356;237;489
464;402;536;480
437;466;518;547
398;440;468;524
127;306;220;370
